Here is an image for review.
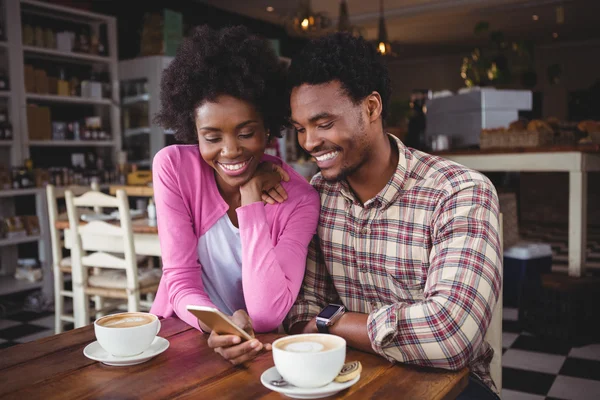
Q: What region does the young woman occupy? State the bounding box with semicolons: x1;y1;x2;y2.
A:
150;25;319;365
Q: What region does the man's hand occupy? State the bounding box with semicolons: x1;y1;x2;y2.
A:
206;310;272;365
240;162;290;206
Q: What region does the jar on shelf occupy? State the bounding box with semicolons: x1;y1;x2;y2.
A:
0;67;9;91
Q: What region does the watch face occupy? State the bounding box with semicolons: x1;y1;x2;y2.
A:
318;304;343;319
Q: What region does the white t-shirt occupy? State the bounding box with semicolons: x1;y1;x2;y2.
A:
197;214;245;315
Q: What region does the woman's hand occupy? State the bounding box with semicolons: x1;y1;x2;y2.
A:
240;162;290;206
206;310;272;365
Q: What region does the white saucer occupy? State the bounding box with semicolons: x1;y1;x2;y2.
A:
260;366;360;399
83;336;169;366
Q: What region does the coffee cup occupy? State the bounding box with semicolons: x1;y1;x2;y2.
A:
272;334;346;388
94;312;161;357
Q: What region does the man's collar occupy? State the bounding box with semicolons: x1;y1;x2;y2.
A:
338;133;408;209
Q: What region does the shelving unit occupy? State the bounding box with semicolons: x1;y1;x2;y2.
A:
0;276;42;296
119;56;173;167
0;187;41;197
0;0;119;300
0;235;42;247
0;187;50;297
22;45;111;63
27;139;116;147
25;93;113;105
122;93;149;105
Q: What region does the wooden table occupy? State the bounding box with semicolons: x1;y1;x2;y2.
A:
0;317;469;399
434;144;600;277
109;185;154;197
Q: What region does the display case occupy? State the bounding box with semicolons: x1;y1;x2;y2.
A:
119;56;173;168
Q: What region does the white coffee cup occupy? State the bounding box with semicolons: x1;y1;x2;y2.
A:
272;333;346;388
94;312;161;357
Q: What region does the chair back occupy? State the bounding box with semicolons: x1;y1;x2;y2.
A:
46;184;99;271
484;213;503;394
65;189;139;326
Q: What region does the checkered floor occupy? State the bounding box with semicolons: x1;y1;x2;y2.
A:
0;310;72;349
502;307;600;400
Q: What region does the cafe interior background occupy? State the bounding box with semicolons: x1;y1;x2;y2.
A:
0;0;599;398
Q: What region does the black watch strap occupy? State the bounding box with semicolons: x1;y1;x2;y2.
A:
316;318;329;334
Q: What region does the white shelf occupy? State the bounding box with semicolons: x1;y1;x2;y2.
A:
0;235;42;247
122;94;149;105
20;0;112;23
23;45;111;64
0;90;12;97
0;276;43;296
28;140;116;147
0;141;13;146
124;127;150;137
26;93;112;105
0;188;42;198
130;160;152;167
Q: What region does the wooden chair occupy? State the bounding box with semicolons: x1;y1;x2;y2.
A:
484;213;503;395
46;183;100;334
65;189;161;328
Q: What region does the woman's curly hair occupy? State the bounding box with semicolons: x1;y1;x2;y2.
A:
288;32;391;122
155;25;288;144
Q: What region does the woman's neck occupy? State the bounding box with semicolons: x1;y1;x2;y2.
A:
215;172;241;208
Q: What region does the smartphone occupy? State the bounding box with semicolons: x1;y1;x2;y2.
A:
186;305;253;341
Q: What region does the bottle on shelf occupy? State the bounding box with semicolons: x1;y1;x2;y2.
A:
69;75;80;97
57;68;69;96
34;25;44;48
0;107;12;141
90;34;99;55
22;20;34;46
147;198;156;222
0;67;9;91
44;27;56;49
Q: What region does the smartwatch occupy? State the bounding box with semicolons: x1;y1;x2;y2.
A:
316;304;345;334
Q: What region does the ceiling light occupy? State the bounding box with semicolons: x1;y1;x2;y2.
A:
266;6;274;12
284;0;332;38
376;0;393;56
532;14;539;21
337;0;363;37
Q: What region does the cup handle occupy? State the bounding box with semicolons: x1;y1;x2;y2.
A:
155;319;161;336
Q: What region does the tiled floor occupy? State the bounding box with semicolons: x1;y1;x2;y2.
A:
501;307;600;400
0;310;72;349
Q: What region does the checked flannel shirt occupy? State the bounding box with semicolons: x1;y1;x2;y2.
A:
285;134;502;390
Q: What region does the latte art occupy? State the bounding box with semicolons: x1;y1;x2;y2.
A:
275;336;340;353
283;341;324;353
97;313;155;328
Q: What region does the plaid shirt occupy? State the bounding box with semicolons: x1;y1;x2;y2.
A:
285;135;502;390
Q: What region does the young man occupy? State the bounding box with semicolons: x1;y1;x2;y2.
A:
285;33;502;400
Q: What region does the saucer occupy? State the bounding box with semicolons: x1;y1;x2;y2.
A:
260;366;360;399
83;336;169;366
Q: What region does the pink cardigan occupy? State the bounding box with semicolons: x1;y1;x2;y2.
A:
149;145;320;332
